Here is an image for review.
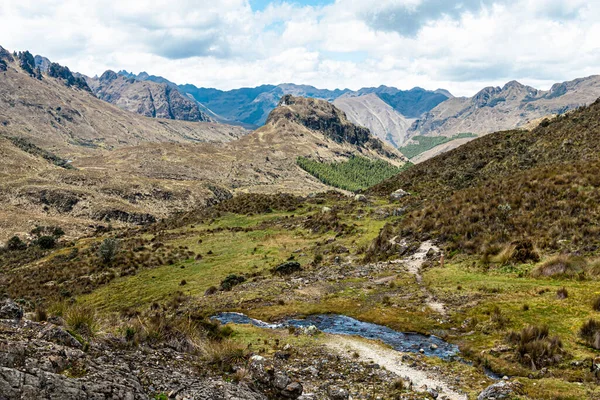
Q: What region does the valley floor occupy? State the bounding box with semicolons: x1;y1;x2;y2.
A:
2;193;600;399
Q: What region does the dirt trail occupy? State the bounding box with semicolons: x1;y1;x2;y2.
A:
392;241;447;315
326;336;467;400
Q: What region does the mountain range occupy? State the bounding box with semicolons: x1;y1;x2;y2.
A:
89;67;600;160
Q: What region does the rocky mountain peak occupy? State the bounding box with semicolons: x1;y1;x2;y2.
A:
0;45;14;63
34;55;51;72
472;86;502;107
502;80;526;90
266;95;400;161
99;70;118;82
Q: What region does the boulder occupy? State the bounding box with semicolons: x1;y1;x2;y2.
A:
0;299;23;320
354;194;367;203
390;189;410;200
328;386;349;400
39;325;83;349
477;381;523;400
282;382;303;398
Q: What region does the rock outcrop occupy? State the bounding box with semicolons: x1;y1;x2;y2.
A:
477;381;523;400
0;317;267;400
88;71;211;122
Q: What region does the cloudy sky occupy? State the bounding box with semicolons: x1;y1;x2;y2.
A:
1;0;598;96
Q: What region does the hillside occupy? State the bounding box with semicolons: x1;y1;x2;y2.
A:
368;97;600;258
0;47;246;158
333;93;414;147
87;70;211;122
84;95;405;194
410;76;600;139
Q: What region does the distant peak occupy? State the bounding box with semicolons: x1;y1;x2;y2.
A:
99;70;118;82
503;80;525;90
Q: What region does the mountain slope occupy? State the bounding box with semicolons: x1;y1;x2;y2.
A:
411;76;600;138
86;95;405;194
333;93;414;147
368;97;600;259
351;86;451;118
0;48;246;157
87;70;211;122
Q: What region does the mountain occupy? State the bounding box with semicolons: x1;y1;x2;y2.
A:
333;93;414;147
348;86;451;118
177;83;350;127
85;94;405;196
410;76;600;138
87;70;211;122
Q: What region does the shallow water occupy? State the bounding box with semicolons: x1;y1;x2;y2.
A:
212;312;459;360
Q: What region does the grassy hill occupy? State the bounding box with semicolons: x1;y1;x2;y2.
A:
367;99;600;258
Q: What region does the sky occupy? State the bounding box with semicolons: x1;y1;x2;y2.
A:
0;0;598;96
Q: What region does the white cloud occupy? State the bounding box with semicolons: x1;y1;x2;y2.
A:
0;0;599;96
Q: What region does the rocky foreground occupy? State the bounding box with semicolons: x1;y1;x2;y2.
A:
0;297;522;400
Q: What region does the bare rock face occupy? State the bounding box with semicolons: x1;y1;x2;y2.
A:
0;299;23;320
0;317;267;400
88;71;211;122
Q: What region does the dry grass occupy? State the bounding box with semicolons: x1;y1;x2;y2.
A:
579;319;600;350
367;99;600;260
64;304;99;337
507;325;564;370
201;339;250;372
531;255;587;279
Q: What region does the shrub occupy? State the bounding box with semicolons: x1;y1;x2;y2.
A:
272;261;302;276
587;259;600;277
531;255;587;279
579;319;600;350
35;236;56;250
34;308;48;322
489;306;509;329
6;236;27;251
507;325;563;369
219;274;246;291
98;238;119;263
204;286;218;296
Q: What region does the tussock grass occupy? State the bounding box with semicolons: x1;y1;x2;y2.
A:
202;339;250;372
531;255;587;279
579;319;600;350
64;304;99;337
507;325;564;369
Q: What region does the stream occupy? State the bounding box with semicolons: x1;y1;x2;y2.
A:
212;312;460;360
